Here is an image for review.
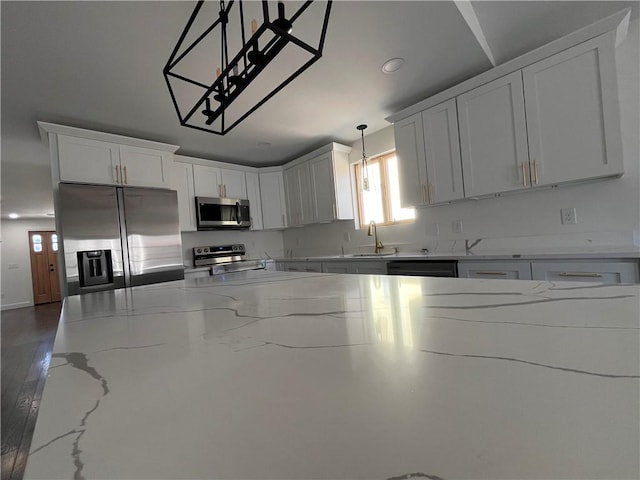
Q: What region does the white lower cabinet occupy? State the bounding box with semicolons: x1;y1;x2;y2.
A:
531;261;639;284
352;262;388;275
459;259;639;283
281;262;323;273
322;262;352;274
458;261;532;280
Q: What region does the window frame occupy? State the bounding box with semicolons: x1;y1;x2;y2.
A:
354;151;415;228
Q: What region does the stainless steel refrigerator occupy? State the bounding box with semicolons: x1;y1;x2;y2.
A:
57;183;184;296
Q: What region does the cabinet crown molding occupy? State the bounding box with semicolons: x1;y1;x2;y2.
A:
37;121;180;153
284;142;352;170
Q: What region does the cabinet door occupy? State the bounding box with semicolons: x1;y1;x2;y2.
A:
309;153;337;223
458;261;532;280
221;169;247;199
259;171;287;229
193;165;222;197
458;71;530;197
352;262;388;275
119;145;172;188
422;99;464;203
57;135;120;185
393;113;428;207
531;261;639;284
284;167;302;226
170;163;196;232
523;32;623;186
284;164;311;226
245;172;263;230
322;262;352;274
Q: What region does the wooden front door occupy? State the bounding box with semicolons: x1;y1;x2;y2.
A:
28;231;61;305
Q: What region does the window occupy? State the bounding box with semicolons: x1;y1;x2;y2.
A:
354;151;415;227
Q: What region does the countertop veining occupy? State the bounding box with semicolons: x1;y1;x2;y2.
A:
24;271;639;479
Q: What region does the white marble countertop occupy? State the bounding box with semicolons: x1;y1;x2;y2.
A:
25;272;639;479
277;246;640;262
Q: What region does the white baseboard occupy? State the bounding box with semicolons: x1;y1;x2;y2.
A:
1;301;33;311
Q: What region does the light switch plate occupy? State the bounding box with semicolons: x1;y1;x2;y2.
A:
561;208;577;225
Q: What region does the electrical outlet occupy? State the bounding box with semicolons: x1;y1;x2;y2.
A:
452;220;463;234
561;208;577;225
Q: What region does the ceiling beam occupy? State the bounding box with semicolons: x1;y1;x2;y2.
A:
454;0;496;67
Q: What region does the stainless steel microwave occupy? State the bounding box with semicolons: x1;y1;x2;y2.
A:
195;197;251;230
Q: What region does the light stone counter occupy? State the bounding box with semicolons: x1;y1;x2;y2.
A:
25;271;639;479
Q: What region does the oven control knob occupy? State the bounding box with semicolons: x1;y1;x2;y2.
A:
232;245;238;251
196;248;202;254
203;248;209;253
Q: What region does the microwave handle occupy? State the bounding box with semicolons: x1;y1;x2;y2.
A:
236;202;241;224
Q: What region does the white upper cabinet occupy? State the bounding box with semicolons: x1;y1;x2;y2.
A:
119;145;172;188
170;162;196;232
45;124;178;189
394;114;428;207
193;165;222;198
309;153;337;223
457;71;530;197
284;163;311;227
283;144;353;227
245;172;263;230
522;32;623;186
57;135;121;185
259;171;287;230
422;99;464;204
391;28;624;204
192;164;247;199
220;169;247;199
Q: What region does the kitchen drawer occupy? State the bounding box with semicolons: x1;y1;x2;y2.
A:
531;260;639;284
322;262;352;274
458;261;532;280
281;261;323;273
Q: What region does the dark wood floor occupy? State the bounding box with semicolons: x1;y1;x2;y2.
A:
1;303;61;480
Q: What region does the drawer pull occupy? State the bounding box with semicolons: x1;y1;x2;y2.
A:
533;159;539;185
476;271;507;276
521;162;528;187
558;272;602;278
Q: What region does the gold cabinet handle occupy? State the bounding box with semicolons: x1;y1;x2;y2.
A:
115;165;120;184
123;165;128;184
521;162;528;187
533;159;539;185
421;184;427;203
428;183;434;204
224;185;227;197
476;271;508;276
332;203;337;219
558;272;602;278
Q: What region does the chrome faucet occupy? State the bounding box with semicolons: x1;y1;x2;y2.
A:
367;221;384;254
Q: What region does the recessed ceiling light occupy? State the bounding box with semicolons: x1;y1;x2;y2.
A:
381;57;405;74
8;213;19;219
257;142;272;148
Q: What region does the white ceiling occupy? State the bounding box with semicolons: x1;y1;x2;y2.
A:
2;1;638;218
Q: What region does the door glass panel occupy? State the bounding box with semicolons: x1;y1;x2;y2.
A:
52;242;59;252
32;234;43;252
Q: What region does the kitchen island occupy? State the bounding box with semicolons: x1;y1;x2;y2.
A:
24;271;639;479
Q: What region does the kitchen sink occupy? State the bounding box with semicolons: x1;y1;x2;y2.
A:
349;253;395;257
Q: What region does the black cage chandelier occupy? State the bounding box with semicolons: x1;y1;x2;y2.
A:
164;0;332;135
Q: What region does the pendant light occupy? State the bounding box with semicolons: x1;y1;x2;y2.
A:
357;124;369;191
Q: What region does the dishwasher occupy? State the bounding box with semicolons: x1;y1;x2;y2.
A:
387;260;458;277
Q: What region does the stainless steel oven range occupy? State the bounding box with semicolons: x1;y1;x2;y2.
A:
193;244;265;275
